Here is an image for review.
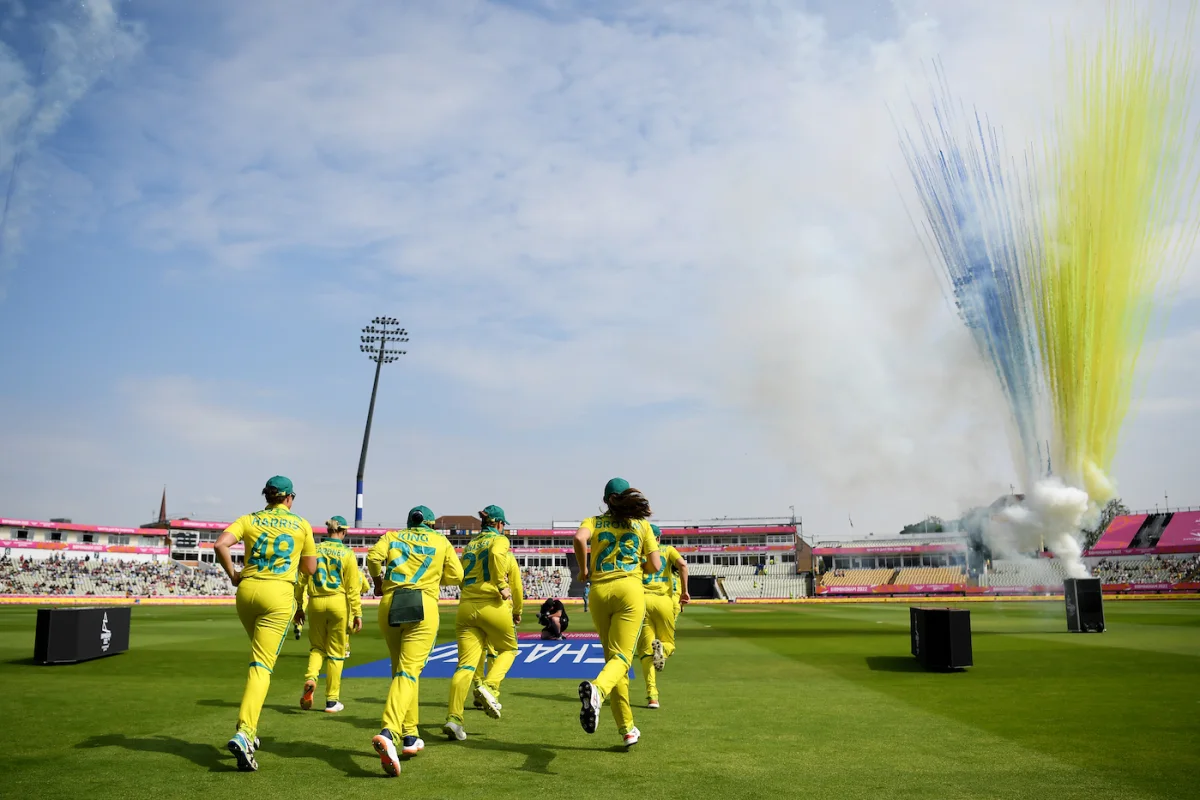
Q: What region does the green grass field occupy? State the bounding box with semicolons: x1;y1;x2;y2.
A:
3;600;1199;800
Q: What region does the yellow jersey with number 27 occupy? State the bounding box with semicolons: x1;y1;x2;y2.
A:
367;526;463;598
581;516;659;585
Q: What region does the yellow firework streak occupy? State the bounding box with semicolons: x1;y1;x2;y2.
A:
1036;5;1200;504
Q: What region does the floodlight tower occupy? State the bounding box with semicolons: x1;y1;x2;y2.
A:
357;317;408;527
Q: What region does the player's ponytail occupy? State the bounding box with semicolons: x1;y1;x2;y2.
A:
605;488;652;526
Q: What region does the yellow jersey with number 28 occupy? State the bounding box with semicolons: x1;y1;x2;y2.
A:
580;516;659;585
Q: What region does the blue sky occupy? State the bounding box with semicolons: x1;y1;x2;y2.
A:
1;0;1198;536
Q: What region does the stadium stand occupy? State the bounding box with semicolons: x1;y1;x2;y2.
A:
0;555;574;601
979;559;1068;587
1089;554;1200;584
892;567;965;585
820;568;895;587
722;575;807;599
0;554;232;596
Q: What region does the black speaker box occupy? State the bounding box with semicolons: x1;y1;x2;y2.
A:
34;607;131;665
910;606;973;671
1064;578;1105;633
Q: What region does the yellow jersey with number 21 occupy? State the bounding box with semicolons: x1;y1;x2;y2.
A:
581;516;659;585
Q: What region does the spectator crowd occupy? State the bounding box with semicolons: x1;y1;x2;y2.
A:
0;554;573;600
0;554;232;596
1090;554;1200;585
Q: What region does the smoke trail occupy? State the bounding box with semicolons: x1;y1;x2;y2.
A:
1035;6;1200;505
894;69;1096;573
0;0;143;289
896;63;1049;487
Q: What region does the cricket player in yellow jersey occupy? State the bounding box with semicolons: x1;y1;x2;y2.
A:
444;505;520;739
574;478;661;748
473;553;523;708
295;515;363;714
637;524;690;709
367;506;463;777
214;476;317;772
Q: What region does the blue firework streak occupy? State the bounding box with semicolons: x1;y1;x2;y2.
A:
896;65;1048;479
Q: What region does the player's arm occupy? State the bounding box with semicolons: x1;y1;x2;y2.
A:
491;535;512;601
643;522;662;574
676;554;691;605
293;570;311;619
573;522;592;582
441;541;465;586
215;518;246;585
508;556;524;623
344;551;363;631
367;536;387;596
298;522;318;576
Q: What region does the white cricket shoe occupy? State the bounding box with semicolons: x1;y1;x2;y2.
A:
227;732;258;772
578;681;601;734
324;701;344;714
623;727;641;747
371;733;401;777
401;735;425;755
652;639;665;671
443;721;467;741
475;684;502;720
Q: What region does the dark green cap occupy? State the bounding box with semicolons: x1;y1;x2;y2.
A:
266;475;295;496
480;505;508;525
327;515;348;529
651;523;662;537
408;505;435;528
604;477;630;498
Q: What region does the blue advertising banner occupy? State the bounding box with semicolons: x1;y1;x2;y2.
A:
342;634;634;680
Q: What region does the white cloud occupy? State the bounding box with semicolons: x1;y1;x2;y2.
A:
2;0;1199;535
0;0;143;286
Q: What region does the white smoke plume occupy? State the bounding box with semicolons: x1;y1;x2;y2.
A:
984;476;1092;578
0;0;143;292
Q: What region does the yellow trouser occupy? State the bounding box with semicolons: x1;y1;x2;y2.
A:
590;578;645;735
379;590;440;737
304;594;350;702
637;592;677;700
447;597;518;724
474;645;498;684
234;578;296;739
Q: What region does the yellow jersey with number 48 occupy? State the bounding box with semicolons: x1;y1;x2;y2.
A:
225;505;316;583
367;526;463;598
581;516;658;585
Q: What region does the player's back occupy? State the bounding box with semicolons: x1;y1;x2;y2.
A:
308;539;355;597
582;515;657;583
643;544;680;595
228;506;314;583
368;527;459;597
459;530;511;604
